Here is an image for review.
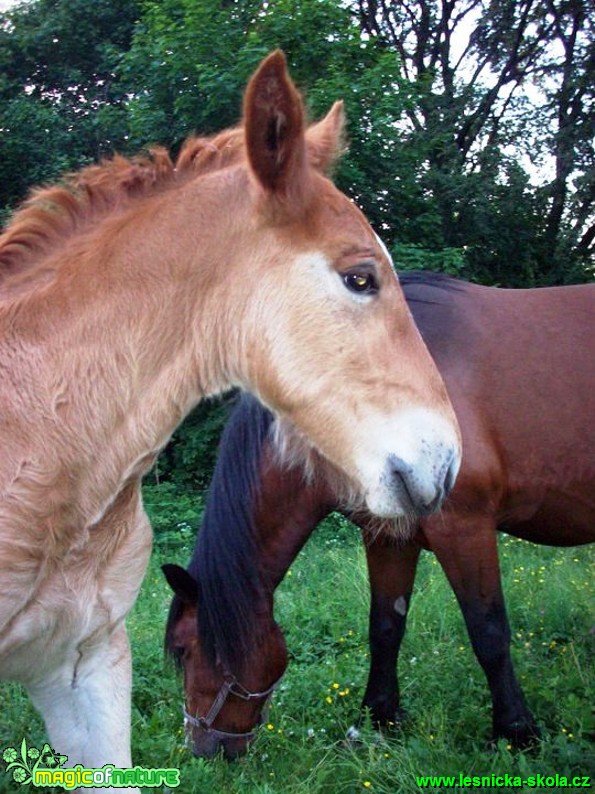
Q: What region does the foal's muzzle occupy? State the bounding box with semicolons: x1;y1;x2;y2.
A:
358;406;461;518
389;448;459;516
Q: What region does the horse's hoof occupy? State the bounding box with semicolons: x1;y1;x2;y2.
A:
372;706;408;732
493;720;541;750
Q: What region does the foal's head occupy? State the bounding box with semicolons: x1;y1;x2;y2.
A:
212;51;460;519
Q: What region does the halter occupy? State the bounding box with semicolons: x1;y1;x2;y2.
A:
183;673;283;742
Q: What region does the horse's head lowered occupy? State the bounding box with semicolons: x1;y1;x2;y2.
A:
163;565;287;759
161;397;331;759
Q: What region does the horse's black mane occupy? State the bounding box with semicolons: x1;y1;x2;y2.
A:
166;394;274;675
166;270;468;676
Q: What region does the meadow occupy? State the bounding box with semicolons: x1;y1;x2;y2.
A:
1;485;593;793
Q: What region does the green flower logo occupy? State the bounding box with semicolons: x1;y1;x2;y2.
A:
13;767;27;783
2;738;67;786
2;748;17;764
2;740;33;786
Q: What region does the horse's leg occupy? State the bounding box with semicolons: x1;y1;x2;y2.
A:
360;533;422;728
429;514;539;746
27;622;139;794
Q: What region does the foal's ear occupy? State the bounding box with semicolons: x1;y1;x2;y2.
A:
305;101;346;173
243;49;308;198
161;564;198;604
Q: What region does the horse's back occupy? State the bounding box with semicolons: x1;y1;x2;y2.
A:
404;276;595;543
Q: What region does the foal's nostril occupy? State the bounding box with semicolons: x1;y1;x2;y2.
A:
388;451;457;516
388;455;416;511
389;455;413;492
443;452;459;499
423;490;444;515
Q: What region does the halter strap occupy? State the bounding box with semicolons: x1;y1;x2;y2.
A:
183;673;282;742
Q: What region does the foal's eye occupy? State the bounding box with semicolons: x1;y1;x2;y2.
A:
343;271;378;295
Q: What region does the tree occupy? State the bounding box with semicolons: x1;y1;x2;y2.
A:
121;0;593;284
353;0;594;283
2;0;591;282
0;0;140;217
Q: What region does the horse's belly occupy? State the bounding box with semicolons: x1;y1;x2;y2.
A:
504;485;595;546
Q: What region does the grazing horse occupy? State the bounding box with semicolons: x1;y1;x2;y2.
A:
163;272;595;759
0;53;461;792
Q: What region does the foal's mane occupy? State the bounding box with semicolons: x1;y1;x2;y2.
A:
0;105;342;292
0;127;244;287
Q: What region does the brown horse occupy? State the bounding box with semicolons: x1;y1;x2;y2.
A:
163;272;595;759
0;54;460;790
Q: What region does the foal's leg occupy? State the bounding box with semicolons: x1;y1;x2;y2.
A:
27;623;139;794
26;486;152;794
428;514;539;746
360;532;422;727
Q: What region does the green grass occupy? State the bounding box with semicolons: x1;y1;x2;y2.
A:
1;493;593;793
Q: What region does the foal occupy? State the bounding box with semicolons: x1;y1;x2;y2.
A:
0;55;459;791
164;272;594;757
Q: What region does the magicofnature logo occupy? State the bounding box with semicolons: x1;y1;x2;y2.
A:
2;739;180;789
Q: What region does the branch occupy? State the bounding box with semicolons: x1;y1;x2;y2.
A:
456;0;541;156
378;0;412;79
484;82;521;149
577;220;595;255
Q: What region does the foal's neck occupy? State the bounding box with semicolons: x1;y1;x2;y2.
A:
2;190;244;534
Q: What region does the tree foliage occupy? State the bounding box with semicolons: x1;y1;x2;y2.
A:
354;0;595;284
0;0;140;216
2;0;593;282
